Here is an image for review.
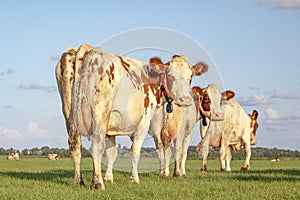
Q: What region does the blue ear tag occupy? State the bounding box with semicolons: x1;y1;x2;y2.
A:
202;117;207;126
166;102;173;113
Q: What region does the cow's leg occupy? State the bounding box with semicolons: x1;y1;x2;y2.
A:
219;145;227;171
164;145;172;177
149;107;166;179
200;136;210;173
130;125;148;184
173;136;185;178
68;124;84;185
179;131;193;177
225;147;232;172
104;136;117;183
151;128;166;178
241;142;251;171
90;126;105;190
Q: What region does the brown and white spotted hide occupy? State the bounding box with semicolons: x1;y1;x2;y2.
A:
48;154;59;160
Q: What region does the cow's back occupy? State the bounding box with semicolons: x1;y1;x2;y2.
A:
222;100;250;144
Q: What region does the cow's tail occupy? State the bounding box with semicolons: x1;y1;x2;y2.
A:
70;44;94;137
55;47;77;121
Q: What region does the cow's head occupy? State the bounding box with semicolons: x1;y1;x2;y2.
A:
250;110;259;145
162;55;208;107
192;84;235;121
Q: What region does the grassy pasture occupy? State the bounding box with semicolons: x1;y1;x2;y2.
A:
0;156;299;200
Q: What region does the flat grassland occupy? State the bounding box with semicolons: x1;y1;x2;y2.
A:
0;156;299;200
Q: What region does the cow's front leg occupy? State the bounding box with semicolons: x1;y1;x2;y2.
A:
179;130;194;177
151;125;167;179
173;137;184;178
241;142;251;171
225;147;232;172
164;145;172;177
68;123;84;185
130;126;148;184
90;129;105;190
200;137;210;173
104;136;117;183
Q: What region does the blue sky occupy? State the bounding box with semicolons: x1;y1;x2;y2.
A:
0;0;299;151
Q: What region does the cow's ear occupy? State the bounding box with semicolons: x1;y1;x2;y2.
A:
222;90;235;100
192;86;203;98
192;62;208;76
252;110;258;120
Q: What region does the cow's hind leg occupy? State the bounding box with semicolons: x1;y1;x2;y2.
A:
225;147;232;172
104;136;117;183
68;124;84;185
130;124;149;184
90;126;106;190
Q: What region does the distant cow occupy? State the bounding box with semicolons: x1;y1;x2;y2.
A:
48;154;59;160
7;152;19;160
56;44;206;189
196;98;259;172
271;157;280;162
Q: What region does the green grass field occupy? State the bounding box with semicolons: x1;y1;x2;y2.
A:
0;156;299;200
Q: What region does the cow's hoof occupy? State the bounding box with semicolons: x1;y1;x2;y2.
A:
90;182;105;190
241;165;250;171
159;173;168;179
201;166;207;173
173;171;181;178
220;168;226;172
130;175;140;184
104;176;113;183
74;177;85;186
104;179;113;183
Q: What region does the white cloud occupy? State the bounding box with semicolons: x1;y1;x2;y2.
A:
0;126;23;140
249;86;260;90
260;0;300;9
26;121;51;139
265;108;300;120
3;105;13;109
237;94;272;106
262;108;300;132
0;68;14;76
265;108;282;119
19;83;57;93
283;92;298;99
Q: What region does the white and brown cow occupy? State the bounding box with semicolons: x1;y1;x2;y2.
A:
196;96;259;172
7;152;19;160
56;44;206;189
150;84;231;178
48;154;59;160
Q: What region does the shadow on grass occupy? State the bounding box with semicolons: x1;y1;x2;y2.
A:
0;169;92;185
0;169;160;186
229;169;300;182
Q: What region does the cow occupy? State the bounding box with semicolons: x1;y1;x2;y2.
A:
150;84;232;178
196;96;259;172
7;152;19;160
48;154;59;160
56;44;207;189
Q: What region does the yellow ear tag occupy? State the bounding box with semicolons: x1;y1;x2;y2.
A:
156;65;160;71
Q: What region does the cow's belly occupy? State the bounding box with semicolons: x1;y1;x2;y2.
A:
107;88;145;135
